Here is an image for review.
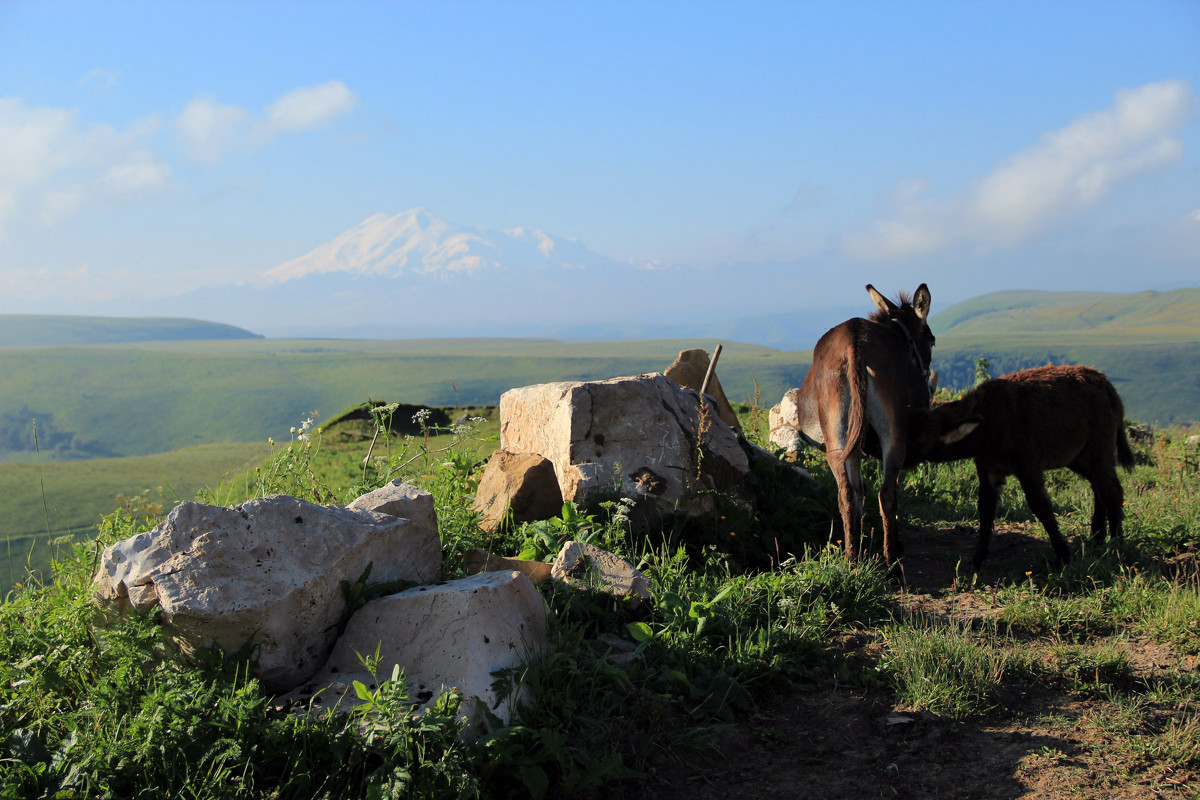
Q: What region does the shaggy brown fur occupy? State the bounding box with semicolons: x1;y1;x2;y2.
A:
908;364;1135;570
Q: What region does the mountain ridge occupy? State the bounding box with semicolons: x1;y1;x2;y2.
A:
0;315;262;348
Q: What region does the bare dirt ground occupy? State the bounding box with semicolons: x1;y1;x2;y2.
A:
635;524;1200;800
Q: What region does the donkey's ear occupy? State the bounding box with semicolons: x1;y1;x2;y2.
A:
913;283;931;320
866;284;895;313
941;420;979;445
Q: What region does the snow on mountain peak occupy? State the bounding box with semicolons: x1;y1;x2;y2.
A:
262;210;613;283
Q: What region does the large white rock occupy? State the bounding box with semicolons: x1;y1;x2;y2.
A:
304;570;549;739
499;373;753;522
92;495;442;692
769;387;805;452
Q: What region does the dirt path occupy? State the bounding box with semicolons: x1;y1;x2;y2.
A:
634;524;1200;800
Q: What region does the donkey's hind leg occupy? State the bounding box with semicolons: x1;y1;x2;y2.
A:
1091;471;1126;542
830;453;866;562
877;450;907;565
1073;462;1125;543
972;464;1005;572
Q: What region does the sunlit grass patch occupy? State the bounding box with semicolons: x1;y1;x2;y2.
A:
881;616;1032;719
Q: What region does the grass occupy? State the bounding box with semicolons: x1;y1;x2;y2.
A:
882;616;1031;718
2;398;1199;797
0;442;270;595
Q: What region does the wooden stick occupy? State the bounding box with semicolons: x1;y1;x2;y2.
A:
699;344;723;400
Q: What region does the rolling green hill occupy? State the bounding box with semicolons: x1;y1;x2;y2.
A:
931;287;1200;342
927;287;1200;425
0;338;809;462
0;314;262;348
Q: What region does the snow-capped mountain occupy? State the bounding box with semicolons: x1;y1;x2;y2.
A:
156;208;844;344
261;209;622;283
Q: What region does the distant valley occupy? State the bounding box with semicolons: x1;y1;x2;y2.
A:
1;285;1197;465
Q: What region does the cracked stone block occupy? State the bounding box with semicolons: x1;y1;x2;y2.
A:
497;373;753;524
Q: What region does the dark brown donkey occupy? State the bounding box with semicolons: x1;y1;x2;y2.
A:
906;364;1135;571
794;284;934;564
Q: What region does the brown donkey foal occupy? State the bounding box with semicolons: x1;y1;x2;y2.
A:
794;284;934;564
908;365;1135;571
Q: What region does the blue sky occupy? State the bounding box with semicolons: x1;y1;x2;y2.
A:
1;0;1198;334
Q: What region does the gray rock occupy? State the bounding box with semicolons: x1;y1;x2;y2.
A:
551;540;651;606
348;481;438;544
663;348;742;432
768;387;805;452
472;450;563;534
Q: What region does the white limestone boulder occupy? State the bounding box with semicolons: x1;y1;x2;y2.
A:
92;494;442;692
769;387;805;452
303;570;549;739
498;373;753;524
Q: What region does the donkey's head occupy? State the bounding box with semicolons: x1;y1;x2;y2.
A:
906;396;982;465
865;283;935;383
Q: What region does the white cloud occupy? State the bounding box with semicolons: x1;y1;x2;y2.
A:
0;80;356;241
79;67;120;91
843;218;948;261
265;81;357;132
0;262;135;308
844;79;1196;260
177;95;252;163
176;81;357;163
968;80;1192;242
0;97;170;240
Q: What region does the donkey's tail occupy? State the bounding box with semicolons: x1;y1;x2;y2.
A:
1116;424;1135;473
841;324;870;461
1106;379;1135;473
